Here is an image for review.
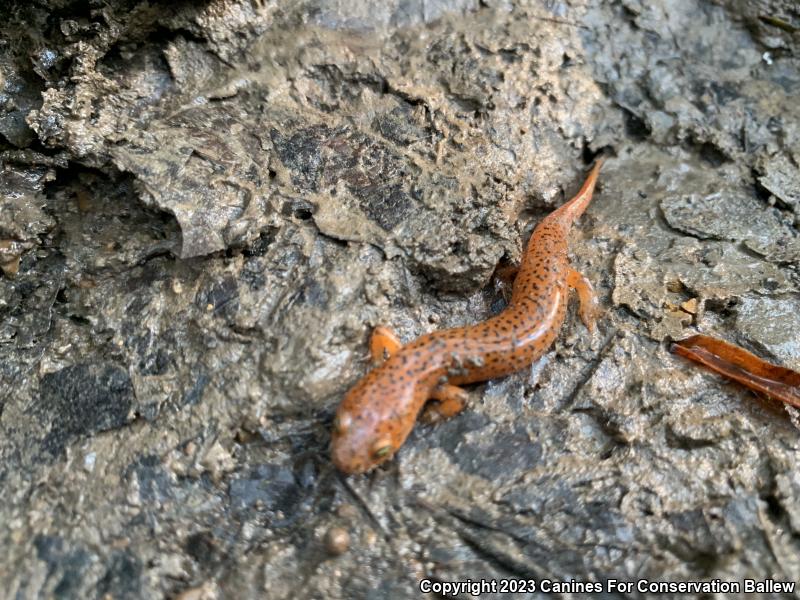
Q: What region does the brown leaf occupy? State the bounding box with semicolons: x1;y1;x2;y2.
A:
671;334;800;408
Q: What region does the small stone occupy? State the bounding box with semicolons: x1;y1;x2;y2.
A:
680;298;698;314
363;529;378;546
666;280;684;293
174;582;217;600
336;503;358;519
60;19;79;36
0;254;20;277
0;239;21;277
83;452;96;472
324;527;350;556
665;309;692;327
199;441;235;481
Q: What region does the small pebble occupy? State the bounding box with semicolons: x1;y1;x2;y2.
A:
666;280;684;293
336;503;358;519
363;529;378;546
680;298;698;314
324;527;350;555
83;452;96;472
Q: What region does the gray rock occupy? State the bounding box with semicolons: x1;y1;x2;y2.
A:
2;0;800;598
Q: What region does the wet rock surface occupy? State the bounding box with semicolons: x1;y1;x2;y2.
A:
1;0;799;598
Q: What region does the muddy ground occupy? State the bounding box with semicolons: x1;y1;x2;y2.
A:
1;0;799;598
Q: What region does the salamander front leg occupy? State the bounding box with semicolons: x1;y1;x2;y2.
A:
566;267;600;332
422;384;469;423
370;326;402;364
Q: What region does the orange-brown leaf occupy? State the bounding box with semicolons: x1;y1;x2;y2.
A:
671;334;800;408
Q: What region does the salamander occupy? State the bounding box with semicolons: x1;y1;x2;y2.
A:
332;159;605;474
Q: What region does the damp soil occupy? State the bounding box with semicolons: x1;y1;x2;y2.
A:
1;1;800;598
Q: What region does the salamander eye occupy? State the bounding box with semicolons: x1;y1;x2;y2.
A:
372;439;393;459
333;412;352;434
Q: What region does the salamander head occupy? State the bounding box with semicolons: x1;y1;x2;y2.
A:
331;370;417;474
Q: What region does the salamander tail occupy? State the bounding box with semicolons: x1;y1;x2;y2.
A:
553;157;605;225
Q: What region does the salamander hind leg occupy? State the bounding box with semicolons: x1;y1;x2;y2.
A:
566;267;601;333
370;326;403;364
493;263;519;303
422;384;469;424
495;263;519;285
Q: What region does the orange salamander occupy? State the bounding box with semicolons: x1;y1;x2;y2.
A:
332;158;605;474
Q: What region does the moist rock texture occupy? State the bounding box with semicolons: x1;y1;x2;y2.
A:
1;1;799;598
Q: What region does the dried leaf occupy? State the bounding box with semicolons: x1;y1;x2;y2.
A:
671;334;800;408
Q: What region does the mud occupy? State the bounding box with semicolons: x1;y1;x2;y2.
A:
1;0;799;598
